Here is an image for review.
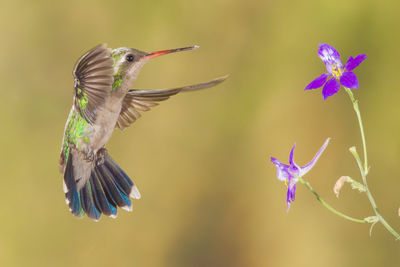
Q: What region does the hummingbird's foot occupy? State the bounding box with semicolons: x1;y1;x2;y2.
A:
84;148;95;162
96;148;108;166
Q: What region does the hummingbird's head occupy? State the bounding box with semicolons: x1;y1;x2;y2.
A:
111;45;199;89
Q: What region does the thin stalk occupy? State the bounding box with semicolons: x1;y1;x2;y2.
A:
345;87;400;239
350;146;400;239
343;87;368;173
298;177;367;224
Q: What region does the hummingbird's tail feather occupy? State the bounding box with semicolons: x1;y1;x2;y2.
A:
64;153;85;218
89;170;117;218
80;178;102;220
64;151;140;221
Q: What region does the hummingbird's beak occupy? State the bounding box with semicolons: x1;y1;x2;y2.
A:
145;45;199;59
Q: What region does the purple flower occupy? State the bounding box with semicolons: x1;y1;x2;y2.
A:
270;138;330;211
305;44;367;100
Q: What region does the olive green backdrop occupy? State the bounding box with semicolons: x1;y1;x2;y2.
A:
1;0;400;266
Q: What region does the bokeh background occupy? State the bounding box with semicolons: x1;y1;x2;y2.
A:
1;0;400;266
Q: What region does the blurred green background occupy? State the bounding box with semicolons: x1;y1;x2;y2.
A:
1;0;400;266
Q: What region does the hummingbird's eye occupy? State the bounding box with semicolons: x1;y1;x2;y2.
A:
126;54;135;62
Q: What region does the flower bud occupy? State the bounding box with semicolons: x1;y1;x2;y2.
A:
333;176;366;198
334;176;348;198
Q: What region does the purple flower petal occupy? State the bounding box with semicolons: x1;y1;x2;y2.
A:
271;139;331;212
271;157;290;181
305;73;330;90
289;184;296;202
286;183;296;212
322;78;340;100
288;143;301;177
289;143;296;165
318;44;343;74
340;71;359;88
300;138;331;176
286;200;291;211
344;54;367;71
344;56;354;69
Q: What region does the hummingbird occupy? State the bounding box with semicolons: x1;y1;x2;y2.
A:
60;44;227;221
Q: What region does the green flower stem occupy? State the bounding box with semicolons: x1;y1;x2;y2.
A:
298;177;367;224
350;147;400;239
343;87;368;173
344;87;400;239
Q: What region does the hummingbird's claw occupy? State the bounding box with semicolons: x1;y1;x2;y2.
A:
96;148;108;166
84;148;95;162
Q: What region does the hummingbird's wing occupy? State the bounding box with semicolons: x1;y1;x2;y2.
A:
73;44;114;124
116;75;228;130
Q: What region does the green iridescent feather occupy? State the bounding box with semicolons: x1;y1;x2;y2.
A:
63;110;91;162
77;89;89;110
112;72;124;91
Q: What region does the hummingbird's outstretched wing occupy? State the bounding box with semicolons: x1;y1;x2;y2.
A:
73;44;114;124
116;75;228;130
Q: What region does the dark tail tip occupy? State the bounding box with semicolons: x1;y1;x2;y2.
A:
64;152;140;221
